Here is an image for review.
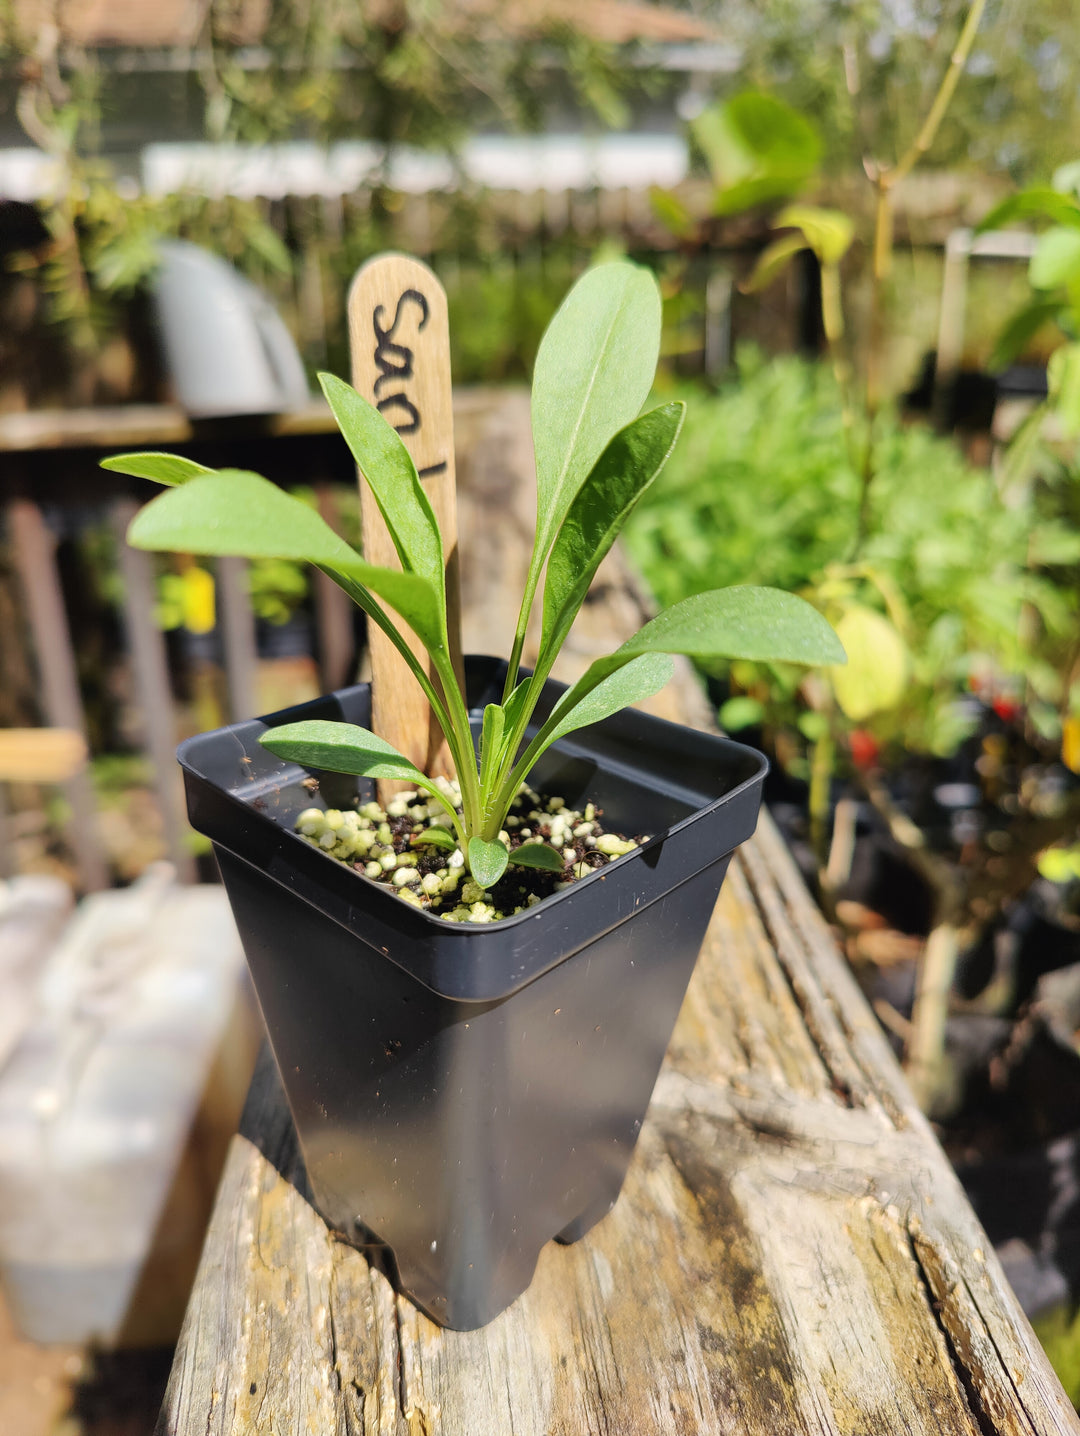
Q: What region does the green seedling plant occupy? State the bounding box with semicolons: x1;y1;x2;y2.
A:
103;260;843;894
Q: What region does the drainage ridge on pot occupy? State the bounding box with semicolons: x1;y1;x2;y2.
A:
179;656;767;1329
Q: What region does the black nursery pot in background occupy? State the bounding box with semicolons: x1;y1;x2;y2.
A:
178;657;767;1330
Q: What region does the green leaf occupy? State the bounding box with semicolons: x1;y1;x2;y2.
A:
529;262;661;585
100;452;215;485
468;836;509;888
127;469;444;650
615;587;846;669
318;372;445;594
1048;343;1080;437
538;588;842;770
830;606;908;722
509;843;565;871
976;188;1080;234
718;696;765;730
1030;228;1080;290
480;703;505;774
411;827;457;851
741;233;808;294
990;299;1063;369
539;402;685;671
692;92;821;214
541;652;675;750
776;205;854;265
258;720;427;785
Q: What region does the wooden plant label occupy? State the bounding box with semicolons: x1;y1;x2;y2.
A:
347;254;463;792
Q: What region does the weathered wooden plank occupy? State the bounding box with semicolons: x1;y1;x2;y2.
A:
0;400;338;453
157;389;1079;1436
6;496;108;891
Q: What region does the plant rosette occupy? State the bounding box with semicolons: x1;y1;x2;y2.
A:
104;259;844;1329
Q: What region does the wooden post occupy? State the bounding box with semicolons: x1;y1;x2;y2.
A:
347;254;463;788
112;498;197;883
215;557;259;724
6;496;108;891
313;484;356;694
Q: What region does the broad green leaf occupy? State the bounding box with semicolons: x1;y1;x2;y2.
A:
530;262;661;575
319;372;445;592
100;452;214;485
777;205;854;266
127;470;444;650
539;402;685;669
258;720;427;784
692;93;821;213
741;233;807;294
1048;343;1080;437
615;587;846;669
976;188;1080;234
1030;228;1080;290
468;836;509;888
411;827;457;851
480;703;505;774
546;589;844;754
509;843;565;871
541;653;674;750
830;606;908;722
990;298;1063;369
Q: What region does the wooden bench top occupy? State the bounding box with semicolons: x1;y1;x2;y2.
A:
157;391;1080;1435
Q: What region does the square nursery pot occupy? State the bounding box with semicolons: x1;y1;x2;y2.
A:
179;656;767;1329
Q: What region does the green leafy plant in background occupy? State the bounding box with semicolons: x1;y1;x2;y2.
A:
102;262;843;892
627;350;1078;774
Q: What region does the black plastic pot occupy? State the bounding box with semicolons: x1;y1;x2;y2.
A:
178;656;767;1329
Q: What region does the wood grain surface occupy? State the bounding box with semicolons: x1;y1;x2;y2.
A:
348;255;463;788
157;390;1079;1436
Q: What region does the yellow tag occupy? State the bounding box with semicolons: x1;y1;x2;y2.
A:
181;566;216;634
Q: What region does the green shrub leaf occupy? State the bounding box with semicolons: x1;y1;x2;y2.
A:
777;205;854;266
976;189;1080;234
742;234;807;293
100;452;214;485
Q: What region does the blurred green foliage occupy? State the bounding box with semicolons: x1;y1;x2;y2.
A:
628;349;1080;769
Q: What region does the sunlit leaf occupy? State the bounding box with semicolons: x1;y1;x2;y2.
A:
692;92;821;215
100;452;214;485
539;653;675;752
468;836;509;887
1030;228;1080;290
319;372;445;595
976;188;1080;234
830;606;908;721
539;402;685;671
741;233;807;294
777;205;854;265
1048;343;1080;437
258;720;427;784
509;843;565;871
412;827;457;851
127;469;444;649
525;262;661;620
